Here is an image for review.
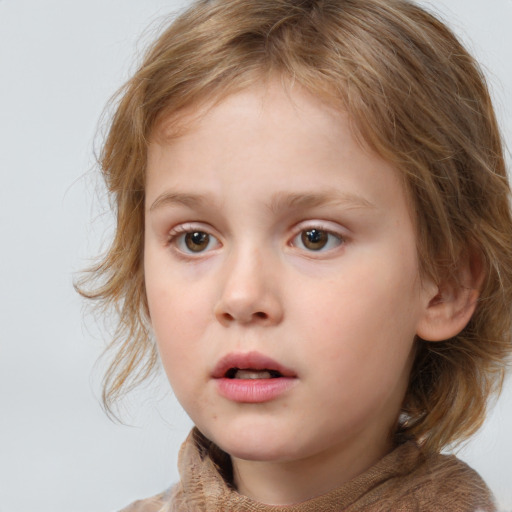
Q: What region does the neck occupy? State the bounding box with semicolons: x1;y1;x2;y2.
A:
231;433;394;506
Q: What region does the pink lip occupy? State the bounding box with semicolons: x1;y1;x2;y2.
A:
212;351;296;379
212;351;297;403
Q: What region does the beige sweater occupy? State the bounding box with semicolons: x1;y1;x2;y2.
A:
121;429;496;511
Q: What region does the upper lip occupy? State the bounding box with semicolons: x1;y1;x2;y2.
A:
211;351;297;378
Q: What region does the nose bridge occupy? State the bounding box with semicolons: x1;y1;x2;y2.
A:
215;241;283;325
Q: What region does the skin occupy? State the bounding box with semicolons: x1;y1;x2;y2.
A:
143;81;440;505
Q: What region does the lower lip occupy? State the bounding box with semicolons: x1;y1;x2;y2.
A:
215;377;297;403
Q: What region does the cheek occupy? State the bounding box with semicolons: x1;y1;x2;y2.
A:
145;270;213;385
290;257;420;377
145;244;210;333
149;299;211;411
296;269;416;331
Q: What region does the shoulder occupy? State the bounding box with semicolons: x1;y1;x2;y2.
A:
118;497;162;512
118;487;174;512
383;446;497;511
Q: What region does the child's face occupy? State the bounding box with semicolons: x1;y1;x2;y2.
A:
144;82;432;471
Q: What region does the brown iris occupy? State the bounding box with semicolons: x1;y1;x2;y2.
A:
301;229;328;250
184;231;210;252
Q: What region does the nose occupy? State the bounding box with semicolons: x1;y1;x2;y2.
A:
214;248;284;327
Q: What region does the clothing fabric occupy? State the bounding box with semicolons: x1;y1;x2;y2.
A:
120;428;496;512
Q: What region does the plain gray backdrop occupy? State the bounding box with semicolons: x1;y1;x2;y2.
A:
0;1;511;511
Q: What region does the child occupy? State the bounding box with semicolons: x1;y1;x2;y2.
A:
79;0;512;509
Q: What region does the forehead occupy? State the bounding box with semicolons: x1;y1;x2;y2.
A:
152;77;345;145
146;81;411;222
149;81;365;175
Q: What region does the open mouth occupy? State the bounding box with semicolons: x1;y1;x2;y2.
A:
212;351;296;380
213;352;297;402
224;368;283;379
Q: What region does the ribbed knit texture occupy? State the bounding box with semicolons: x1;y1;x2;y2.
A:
121;428;496;512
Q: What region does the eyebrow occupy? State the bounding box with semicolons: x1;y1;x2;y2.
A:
148;190;376;213
149;192;215;212
267;191;377;214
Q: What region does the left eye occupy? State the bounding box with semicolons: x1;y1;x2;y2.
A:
292;228;343;252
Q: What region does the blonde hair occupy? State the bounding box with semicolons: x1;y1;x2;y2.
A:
78;0;512;453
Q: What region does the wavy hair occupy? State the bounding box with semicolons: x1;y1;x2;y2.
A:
77;0;512;453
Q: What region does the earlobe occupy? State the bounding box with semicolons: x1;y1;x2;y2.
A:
416;254;484;342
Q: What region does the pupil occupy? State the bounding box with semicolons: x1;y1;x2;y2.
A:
302;229;328;250
185;231;209;252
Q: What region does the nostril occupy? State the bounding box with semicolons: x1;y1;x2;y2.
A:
217;310;269;325
214;303;279;325
221;312;235;322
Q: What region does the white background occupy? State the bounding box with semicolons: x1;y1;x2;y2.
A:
0;1;511;511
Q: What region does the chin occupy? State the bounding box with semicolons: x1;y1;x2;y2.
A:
191;406;318;463
206;423;305;463
222;442;286;462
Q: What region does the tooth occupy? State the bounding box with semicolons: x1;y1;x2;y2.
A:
234;370;272;379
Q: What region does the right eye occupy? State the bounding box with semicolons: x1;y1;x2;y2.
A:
171;229;220;254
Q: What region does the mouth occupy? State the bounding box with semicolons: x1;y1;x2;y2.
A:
224;368;283;379
212;351;296;380
212;352;298;403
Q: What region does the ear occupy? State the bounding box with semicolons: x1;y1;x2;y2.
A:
416;253;485;342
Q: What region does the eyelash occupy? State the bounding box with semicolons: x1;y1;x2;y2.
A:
167;224;221;255
290;226;344;253
166;223;345;256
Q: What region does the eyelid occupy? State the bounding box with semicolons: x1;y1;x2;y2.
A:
167;222;210;235
167;222;221;255
289;220;347;252
291;219;347;237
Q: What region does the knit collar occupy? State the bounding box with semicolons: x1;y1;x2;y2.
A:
169;428;424;512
